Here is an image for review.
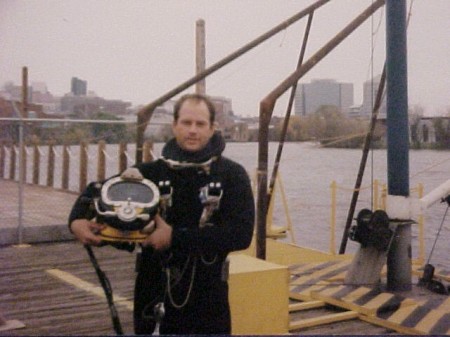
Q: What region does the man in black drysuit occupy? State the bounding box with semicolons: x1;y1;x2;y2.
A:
68;93;255;334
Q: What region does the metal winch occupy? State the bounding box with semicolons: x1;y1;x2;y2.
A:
349;208;394;252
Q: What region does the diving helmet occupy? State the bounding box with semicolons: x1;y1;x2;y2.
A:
94;167;160;242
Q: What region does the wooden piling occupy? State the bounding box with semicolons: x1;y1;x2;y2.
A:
62;144;70;190
118;142;127;173
97;141;106;181
143;140;153;162
0;143;4;178
33;143;40;185
79;141;88;192
9;144;16;180
46;142;55;187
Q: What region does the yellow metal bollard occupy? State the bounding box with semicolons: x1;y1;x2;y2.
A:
330;180;336;255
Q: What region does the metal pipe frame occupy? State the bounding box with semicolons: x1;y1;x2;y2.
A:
256;0;385;259
135;0;331;163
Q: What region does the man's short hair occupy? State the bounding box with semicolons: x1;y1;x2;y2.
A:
173;93;216;125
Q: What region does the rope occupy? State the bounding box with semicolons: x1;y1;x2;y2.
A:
52;146;60;158
123;151;133;163
37;146;44;156
3;146;9;156
335;184;371;192
426;204;449;265
66;146;74;158
102;149;115;160
410;156;450;179
320;132;368;147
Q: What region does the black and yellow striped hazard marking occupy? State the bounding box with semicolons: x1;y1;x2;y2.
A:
289;260;351;301
310;285;418;316
290;260;351;287
360;301;450;335
288;261;450;334
310;284;450;334
289;261;341;277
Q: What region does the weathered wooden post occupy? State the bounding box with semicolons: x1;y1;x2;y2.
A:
19;142;26;184
9;144;16;180
62;144;70;190
0;143;4;178
143;140;153;162
32;142;40;185
79;141;88;192
97;140;106;181
46;142;55;187
118;142;127;173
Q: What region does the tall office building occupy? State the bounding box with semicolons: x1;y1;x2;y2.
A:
359;74;387;118
294;79;354;116
71;77;87;96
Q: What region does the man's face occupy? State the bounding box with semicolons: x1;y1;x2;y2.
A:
172;99;215;152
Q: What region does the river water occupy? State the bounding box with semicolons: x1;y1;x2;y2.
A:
165;142;450;270
21;141;450;270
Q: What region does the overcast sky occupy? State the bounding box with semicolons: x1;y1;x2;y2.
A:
1;0;449;117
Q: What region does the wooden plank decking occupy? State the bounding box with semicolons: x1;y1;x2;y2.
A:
1;179;448;335
0;179;78;245
0;242;136;336
1;241;395;336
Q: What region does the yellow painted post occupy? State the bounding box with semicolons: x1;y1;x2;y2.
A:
330;180;336;255
373;179;379;210
417;183;425;265
267;175;276;231
278;174;296;244
381;183;387;210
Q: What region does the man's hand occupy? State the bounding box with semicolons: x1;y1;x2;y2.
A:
142;214;172;251
70;219;105;246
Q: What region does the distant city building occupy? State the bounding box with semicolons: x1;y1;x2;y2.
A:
0;82;32;102
0;96;65;142
71;77;87;96
210;96;234;128
60;93;131;117
31;81;48;94
359;74;387;118
294;79;354;116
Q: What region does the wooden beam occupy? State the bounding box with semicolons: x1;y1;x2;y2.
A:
289;300;325;312
289;311;358;330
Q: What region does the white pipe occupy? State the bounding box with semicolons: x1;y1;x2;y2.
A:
420;179;450;210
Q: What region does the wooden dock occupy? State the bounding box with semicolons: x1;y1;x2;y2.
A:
2;242;449;335
0;179;78;246
1;179;448;335
0;242;136;336
0;241;393;336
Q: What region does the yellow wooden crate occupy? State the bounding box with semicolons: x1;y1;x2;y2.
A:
228;254;289;335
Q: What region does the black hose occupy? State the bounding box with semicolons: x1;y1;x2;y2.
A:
85;244;124;335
